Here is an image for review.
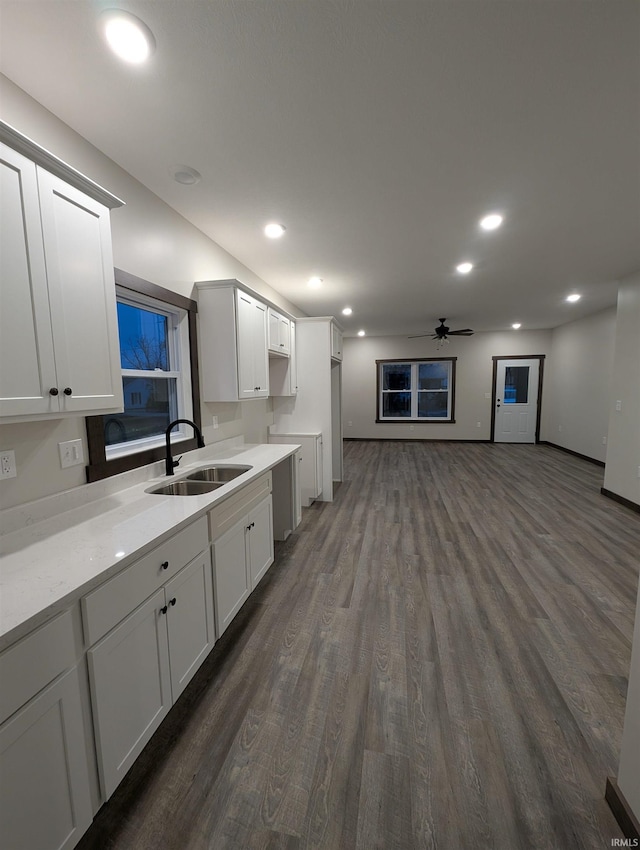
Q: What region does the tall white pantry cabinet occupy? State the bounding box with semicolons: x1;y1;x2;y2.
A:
0;122;124;421
272;317;343;502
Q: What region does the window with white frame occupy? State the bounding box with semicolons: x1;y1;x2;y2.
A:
86;269;200;482
376;358;456;422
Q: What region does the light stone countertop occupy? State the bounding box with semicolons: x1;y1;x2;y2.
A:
0;441;299;650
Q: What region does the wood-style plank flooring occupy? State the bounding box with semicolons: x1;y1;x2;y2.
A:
77;441;640;850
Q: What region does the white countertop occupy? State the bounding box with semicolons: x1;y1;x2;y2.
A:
0;442;298;649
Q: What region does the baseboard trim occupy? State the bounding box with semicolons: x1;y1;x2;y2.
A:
539;441;605;467
343;438;492;443
601;488;640;514
605;777;640;841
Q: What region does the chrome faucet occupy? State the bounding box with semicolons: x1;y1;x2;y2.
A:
165;419;205;476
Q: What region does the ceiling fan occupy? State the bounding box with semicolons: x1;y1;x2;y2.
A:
409;318;475;347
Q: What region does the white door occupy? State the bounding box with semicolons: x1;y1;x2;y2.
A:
164;552;215;701
37;168;123;413
0;667;93;850
212;518;251;637
494;358;540;443
0;144;59;416
87;588;172;799
248;496;274;589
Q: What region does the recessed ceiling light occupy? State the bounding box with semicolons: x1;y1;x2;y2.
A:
170;165;201;185
566;293;581;303
479;213;503;231
100;10;155;64
512;323;522;330
456;262;473;275
342;307;353;316
264;223;286;238
358;330;366;337
308;277;323;288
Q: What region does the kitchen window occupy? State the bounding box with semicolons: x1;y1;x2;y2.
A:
376;358;456;422
86;269;201;482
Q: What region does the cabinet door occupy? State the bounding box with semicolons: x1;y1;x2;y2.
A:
248;497;274;589
0;144;58;417
37;168;123;413
268;309;290;355
164;551;215;701
236;290;257;398
252;299;269;397
212;519;251;638
289;320;298;393
0;666;93;850
331;323;343;361
88;589;172;799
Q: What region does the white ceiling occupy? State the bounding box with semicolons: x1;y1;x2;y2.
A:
1;0;638;337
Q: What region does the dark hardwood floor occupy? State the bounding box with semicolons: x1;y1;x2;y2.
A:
77;441;640;850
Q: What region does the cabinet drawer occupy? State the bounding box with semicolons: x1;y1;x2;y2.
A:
82;516;208;646
208;471;272;540
0;610;76;724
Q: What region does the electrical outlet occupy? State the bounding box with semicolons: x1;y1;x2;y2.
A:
615;400;622;411
476;421;481;428
484;392;491;399
558;424;562;432
212;416;219;429
347;421;353;427
0;450;17;479
602;436;607;445
58;439;84;469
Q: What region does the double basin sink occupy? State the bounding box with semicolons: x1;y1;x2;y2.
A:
146;465;252;496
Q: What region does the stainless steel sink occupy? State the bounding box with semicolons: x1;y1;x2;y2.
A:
146;479;225;496
185;465;251;483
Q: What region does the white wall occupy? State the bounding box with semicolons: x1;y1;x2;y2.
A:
541;308;617;463
608;272;640;822
0;77;305;509
342;330;552;441
604;273;640;505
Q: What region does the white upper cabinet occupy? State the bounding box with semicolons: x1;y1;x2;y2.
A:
0;130;124;420
197;281;269;401
331;322;343;361
268;307;291;356
269;319;297;397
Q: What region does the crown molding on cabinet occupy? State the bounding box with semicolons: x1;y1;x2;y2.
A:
0;120;125;209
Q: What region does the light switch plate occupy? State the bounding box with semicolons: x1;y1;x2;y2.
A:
59;439;84;469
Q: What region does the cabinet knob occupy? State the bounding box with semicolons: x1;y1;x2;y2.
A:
63;387;73;396
49;387;59;396
161;561;169;570
160;605;168;615
169;597;177;607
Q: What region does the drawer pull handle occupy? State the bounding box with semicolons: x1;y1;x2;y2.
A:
49;387;59;396
160;605;168;615
161;561;169;570
169;597;177;607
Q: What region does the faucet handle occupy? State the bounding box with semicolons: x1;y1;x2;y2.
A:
173;455;182;469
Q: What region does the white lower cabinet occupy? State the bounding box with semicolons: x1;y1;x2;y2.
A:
210;482;274;638
86;546;214;800
0;612;93;850
269;432;322;506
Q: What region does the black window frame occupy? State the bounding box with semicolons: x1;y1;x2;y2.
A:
376;357;457;423
85;268;201;483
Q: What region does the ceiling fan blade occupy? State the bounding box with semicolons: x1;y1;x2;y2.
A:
407;333;432;338
448;329;474;335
